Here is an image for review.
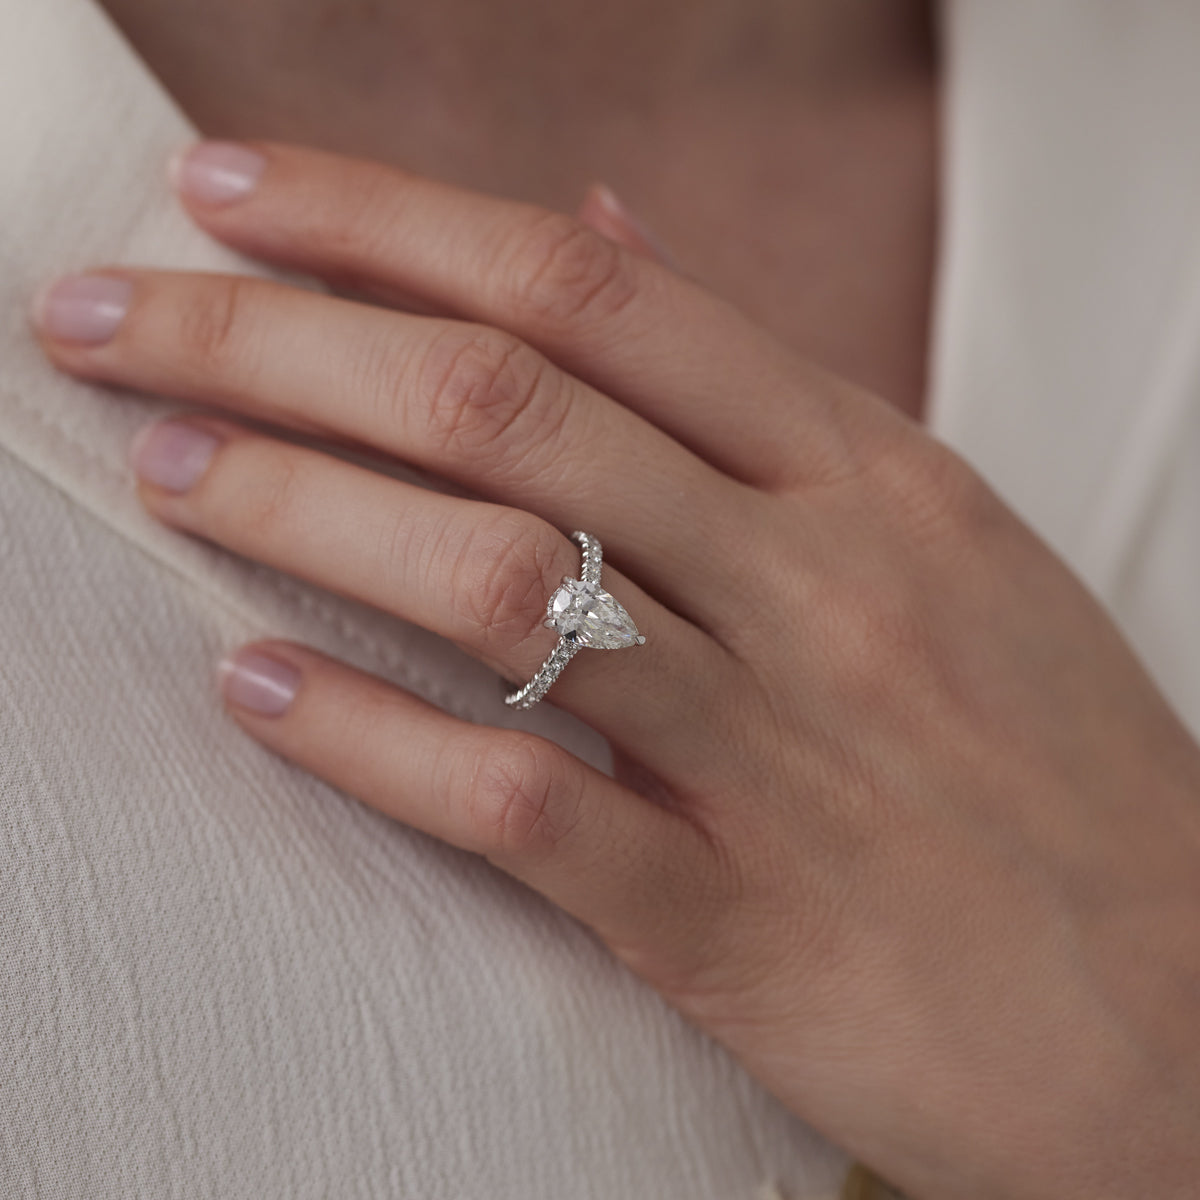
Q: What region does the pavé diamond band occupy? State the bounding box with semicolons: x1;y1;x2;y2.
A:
504;530;645;710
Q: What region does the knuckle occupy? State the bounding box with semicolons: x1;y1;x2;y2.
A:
872;436;995;548
453;514;568;655
808;568;939;716
417;326;553;462
836;587;931;694
465;737;581;862
176;275;258;373
503;210;639;328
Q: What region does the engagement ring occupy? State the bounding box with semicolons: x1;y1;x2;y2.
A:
504;530;645;709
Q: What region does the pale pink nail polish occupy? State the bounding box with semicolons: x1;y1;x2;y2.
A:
170;141;267;205
129;420;221;492
33;275;132;344
587;184;679;269
218;649;301;717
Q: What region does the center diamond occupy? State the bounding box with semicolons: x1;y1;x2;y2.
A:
547;578;643;649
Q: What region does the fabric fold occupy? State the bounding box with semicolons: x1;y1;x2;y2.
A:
0;2;850;1197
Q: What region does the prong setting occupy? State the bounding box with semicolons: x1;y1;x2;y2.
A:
505;531;646;709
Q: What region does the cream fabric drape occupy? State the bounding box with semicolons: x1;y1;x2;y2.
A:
0;2;847;1197
3;0;1199;1196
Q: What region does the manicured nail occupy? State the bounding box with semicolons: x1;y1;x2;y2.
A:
218;648;301;717
588;184;679;269
33;274;133;345
128;420;222;492
170;141;267;205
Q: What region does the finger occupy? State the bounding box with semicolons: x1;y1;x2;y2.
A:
575;183;678;268
169;140;861;490
33;268;755;630
216;637;724;976
131;415;737;778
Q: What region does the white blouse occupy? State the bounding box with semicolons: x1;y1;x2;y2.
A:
1;1;1196;1197
931;2;1200;742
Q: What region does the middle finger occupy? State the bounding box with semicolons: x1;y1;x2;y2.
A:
35;268;756;633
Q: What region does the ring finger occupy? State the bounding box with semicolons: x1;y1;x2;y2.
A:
127;413;738;778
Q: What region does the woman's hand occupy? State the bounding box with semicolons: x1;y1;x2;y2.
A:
32;142;1200;1199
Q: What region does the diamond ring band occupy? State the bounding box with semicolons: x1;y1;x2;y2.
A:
504;530;645;710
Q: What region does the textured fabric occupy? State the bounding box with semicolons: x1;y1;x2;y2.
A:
4;0;1200;1196
0;442;843;1198
0;1;848;1197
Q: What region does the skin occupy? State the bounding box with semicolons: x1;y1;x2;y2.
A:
31;143;1200;1198
96;0;939;420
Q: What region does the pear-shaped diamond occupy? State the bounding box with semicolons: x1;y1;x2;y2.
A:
547;578;643;649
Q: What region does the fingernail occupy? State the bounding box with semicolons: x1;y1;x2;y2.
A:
588;184;679;270
218;648;301;717
170;141;267;206
129;420;222;492
33;274;133;344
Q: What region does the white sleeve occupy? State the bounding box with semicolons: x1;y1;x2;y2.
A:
928;0;1200;739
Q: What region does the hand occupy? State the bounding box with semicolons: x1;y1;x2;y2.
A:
33;141;1200;1199
98;0;940;416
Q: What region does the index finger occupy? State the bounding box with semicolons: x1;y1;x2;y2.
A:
171;139;859;490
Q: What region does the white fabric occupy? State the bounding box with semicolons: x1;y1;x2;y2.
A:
930;1;1200;740
3;0;1200;1195
0;2;847;1197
